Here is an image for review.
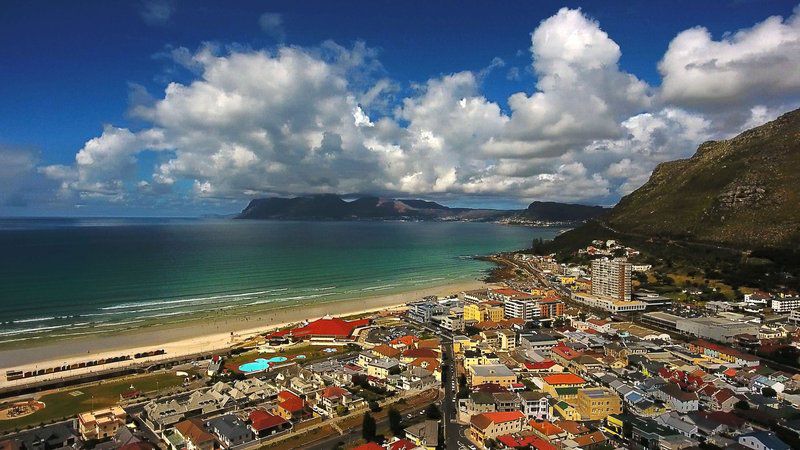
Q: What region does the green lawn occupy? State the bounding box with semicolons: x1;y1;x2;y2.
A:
0;372;184;433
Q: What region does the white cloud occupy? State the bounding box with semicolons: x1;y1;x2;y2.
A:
42;7;800;209
139;0;175;26
258;13;285;41
660;5;800;110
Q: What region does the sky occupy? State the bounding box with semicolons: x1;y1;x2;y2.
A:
1;0;800;216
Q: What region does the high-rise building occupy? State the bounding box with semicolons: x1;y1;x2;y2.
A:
591;258;632;301
504;297;541;322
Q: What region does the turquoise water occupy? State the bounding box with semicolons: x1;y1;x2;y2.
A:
239;356;288;372
0;218;560;345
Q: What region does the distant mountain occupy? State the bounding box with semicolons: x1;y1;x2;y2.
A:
236;194;605;223
515;201;609;222
553;108;800;251
236;194;507;221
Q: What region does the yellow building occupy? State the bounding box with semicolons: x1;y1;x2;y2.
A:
497;329;516;351
470;411;526;449
453;335;477;354
468;364;517;388
464;303;484;322
464;302;504;322
553;401;581;421
539;373;587;399
575;388;622;421
78;407;127;441
463;350;500;370
602;415;624;438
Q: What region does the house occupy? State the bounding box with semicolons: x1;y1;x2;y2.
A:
367;358;401;379
173;419;216;450
78;407;127;441
248;409;291;438
317;386;361;416
530;420;567;441
404;420;438;450
575;388;621;421
276;390;312;421
470;411;526;449
738;431;791;450
6;423;78;450
538;373;587;399
275;316;371;342
518;391;551;421
655;412;697;437
207;415;251;448
653;384;699;413
468;364;517;388
497;435;558;450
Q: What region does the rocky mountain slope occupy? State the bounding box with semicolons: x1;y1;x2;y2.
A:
606;108;800;250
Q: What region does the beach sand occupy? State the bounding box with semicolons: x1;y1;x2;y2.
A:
0;280;487;380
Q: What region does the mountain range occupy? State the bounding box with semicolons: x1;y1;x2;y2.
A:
236;194;608;223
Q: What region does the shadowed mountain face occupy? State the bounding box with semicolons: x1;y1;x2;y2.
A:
605;108;800;250
236;194;608;223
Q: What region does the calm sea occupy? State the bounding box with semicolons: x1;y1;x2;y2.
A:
0;218;560;345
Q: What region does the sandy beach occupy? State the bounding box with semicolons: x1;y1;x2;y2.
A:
0;280;486;379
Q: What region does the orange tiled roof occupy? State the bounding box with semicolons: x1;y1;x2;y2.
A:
543;373;586;385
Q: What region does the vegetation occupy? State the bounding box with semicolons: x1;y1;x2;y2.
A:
425;403;442;420
362;412;377;442
0;372;184;433
388;408;404;436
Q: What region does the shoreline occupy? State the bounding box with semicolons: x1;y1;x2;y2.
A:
0;279;487;375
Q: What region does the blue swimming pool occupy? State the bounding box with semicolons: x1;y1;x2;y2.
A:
238;356;288;373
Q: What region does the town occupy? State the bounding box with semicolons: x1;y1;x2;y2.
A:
2;239;800;450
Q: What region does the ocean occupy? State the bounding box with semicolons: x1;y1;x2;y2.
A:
0;218;560;345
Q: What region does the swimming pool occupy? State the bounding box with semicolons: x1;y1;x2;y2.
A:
238;356;288;373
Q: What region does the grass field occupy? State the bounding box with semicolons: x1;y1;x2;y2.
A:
0;372;184;433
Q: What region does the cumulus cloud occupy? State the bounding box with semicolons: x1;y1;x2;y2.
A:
258;13;285;41
139;0;175;26
660;5;800;110
41;6;800;209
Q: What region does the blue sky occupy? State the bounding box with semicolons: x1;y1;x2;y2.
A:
1;0;799;215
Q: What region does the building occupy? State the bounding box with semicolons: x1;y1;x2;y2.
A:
771;297;800;313
518;333;560;356
207;415;251;448
575;388;622;421
404;420;439;450
633;290;672;309
688;340;760;367
653;384;699;413
271;316;371;342
591;258;632;301
497;329;516;351
468;364;517;388
738;431;791;450
469;411;526;449
78;407;127;441
174;419;216;450
538;298;565;318
276;391;311;421
248;410;291;438
539;373;587;399
464;302;504;322
572;292;646;313
504;297;541;322
643;312;760;343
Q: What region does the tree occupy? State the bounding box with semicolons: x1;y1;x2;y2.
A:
734;399;750;410
368;400;381;412
389;365;402;375
762;387;777;397
388;408;404;436
362;412;377;442
425;403;442;420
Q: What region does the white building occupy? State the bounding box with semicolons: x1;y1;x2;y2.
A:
591;258;632;301
771;297;800;313
572;293;646;313
504;297;541;322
